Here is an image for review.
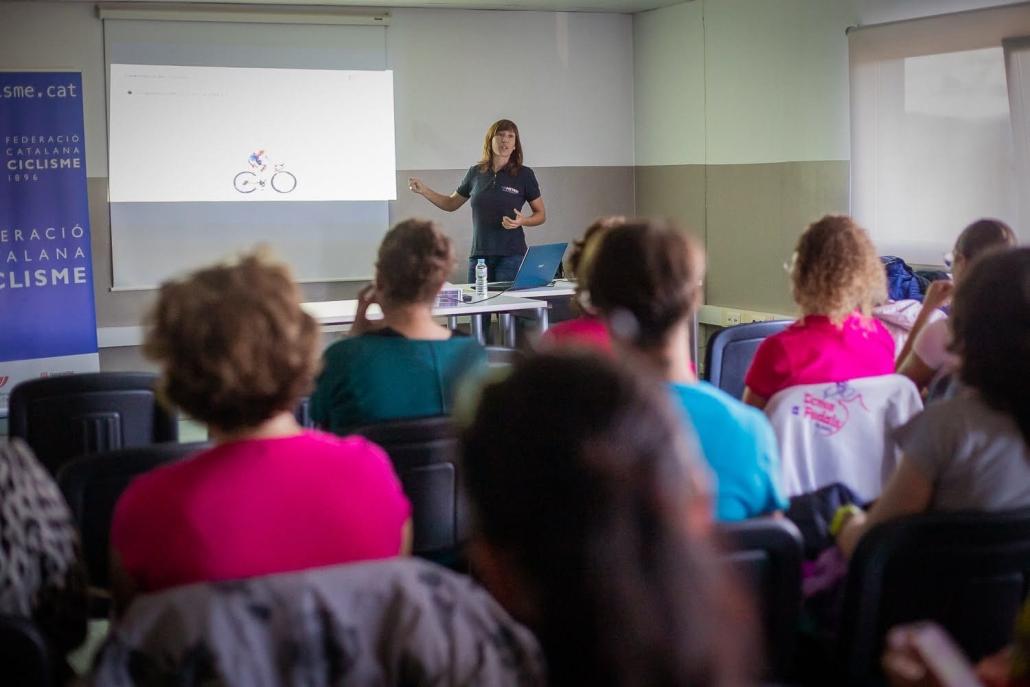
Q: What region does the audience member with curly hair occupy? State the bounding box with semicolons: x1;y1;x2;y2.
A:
589;220;786;521
462;352;757;686
110;251;411;613
743;215;895;410
311;219;486;433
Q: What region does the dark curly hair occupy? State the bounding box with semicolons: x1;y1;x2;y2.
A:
462;352;756;687
375;219;454;306
951;247;1030;444
143;250;319;433
791;215;885;322
588;219;705;349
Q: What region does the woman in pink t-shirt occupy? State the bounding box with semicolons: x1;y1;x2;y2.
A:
110;252;411;614
743;215;895;410
538;216;624;354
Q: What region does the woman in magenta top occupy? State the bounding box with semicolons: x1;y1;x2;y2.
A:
743;215;895;410
538;216;624;354
110;252;410;612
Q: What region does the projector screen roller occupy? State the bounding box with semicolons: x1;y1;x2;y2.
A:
109;64;396;203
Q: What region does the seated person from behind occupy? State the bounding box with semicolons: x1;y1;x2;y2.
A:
589;220;787;521
896;218;1017;394
537;216;624;353
311;219;486;433
837;248;1030;558
461;352;756;686
743;215;895;411
111;251;411;614
0;439;88;677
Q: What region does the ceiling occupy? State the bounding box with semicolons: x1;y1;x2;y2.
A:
45;0;692;16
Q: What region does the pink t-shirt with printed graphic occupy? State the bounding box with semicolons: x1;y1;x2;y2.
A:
744;312;896;401
112;430;410;593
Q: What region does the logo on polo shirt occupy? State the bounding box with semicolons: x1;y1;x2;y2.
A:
500;185;519;195
792;381;869;436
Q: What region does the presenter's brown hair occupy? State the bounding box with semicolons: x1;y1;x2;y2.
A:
375;219;454;306
143;250;319;432
478;119;523;175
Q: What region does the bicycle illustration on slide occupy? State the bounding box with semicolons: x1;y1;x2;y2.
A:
233;149;297;194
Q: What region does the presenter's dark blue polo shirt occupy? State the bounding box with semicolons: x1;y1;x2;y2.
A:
456;164;541;257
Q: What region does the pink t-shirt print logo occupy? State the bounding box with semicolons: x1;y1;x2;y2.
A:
792;382;869;436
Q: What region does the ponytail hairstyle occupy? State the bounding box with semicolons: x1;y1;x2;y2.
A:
950;246;1030;444
461;353;756;687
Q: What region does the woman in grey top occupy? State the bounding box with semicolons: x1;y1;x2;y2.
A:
838;246;1030;558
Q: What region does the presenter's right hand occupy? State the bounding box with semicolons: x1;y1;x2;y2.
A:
408;177;426;196
351;283;380;336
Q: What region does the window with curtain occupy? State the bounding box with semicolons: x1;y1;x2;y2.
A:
849;4;1030;264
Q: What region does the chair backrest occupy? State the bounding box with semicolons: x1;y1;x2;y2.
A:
838;508;1030;687
91;558;544;685
57;442;208;590
0;615;53;687
765;374;923;502
8;372;178;474
703;320;792;399
484;345;524;368
352;416;465;561
717;518;804;680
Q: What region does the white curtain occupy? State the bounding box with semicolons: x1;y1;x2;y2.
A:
849;4;1030;264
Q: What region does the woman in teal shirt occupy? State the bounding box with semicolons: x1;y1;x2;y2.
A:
311;219;486;434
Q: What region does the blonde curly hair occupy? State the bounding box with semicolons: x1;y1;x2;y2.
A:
790;215;885;323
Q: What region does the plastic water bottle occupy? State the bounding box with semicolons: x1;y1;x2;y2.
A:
475;258;488;297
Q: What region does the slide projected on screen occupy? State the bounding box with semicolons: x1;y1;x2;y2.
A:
109;64;396;202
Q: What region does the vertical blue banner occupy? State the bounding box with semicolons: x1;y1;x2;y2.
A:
0;72;99;413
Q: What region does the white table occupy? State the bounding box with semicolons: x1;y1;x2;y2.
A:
301;293;550;347
454;279;577;338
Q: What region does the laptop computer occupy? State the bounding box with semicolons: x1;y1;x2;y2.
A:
487;242;569;291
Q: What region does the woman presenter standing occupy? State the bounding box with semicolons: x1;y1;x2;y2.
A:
409;119;546;283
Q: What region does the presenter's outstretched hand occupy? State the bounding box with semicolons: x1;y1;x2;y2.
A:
351;283;381;336
408;177;426;196
501;208;525;230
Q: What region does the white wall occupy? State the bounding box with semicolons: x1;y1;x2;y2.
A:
633;0;855;167
390;8;635;169
633;1;706;165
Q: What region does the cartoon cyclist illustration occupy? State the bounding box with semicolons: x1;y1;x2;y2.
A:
234;150;296;194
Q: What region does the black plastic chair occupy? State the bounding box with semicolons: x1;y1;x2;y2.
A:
57;442;208;593
838;508;1030;687
717;517;804;680
8;372;178;475
352;416;465;563
704;320;792;399
484;345;525;368
0;615;53;687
